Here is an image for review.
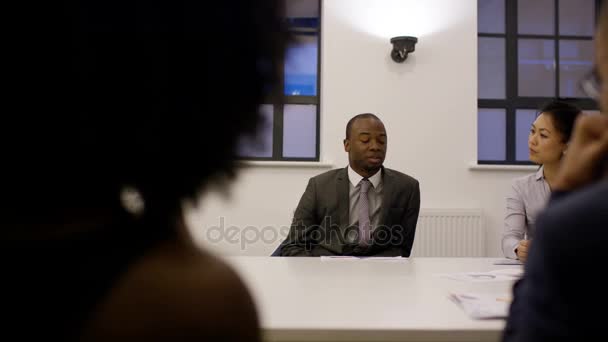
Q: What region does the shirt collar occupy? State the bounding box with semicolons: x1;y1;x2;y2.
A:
348;166;382;189
535;165;545;181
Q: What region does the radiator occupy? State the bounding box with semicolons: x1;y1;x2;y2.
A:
410;209;485;257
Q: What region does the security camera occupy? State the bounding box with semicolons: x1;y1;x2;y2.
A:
390;36;418;63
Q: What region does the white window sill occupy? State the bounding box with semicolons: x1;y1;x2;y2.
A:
238;160;335;168
468;162;538;171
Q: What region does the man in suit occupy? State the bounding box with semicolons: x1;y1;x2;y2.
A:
503;5;608;341
278;113;420;257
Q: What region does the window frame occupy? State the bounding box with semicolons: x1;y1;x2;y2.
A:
478;0;602;165
241;0;322;162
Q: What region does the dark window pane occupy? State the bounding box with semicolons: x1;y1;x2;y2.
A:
286;17;319;29
478;109;506;161
237;105;274;158
478;0;505;34
283;105;317;158
559;0;595;36
518;39;556;97
516;109;537;161
559;40;594;98
285;35;318;96
518;0;554;35
479;37;506;99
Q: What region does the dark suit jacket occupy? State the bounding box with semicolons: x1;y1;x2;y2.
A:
278;167;420;257
503;180;608;342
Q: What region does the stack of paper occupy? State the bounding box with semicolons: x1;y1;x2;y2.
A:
449;292;511;319
492;258;524;265
437;268;523;282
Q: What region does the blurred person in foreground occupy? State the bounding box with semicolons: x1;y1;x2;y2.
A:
5;0;286;340
503;4;608;341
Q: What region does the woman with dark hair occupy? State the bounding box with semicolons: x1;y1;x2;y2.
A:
6;0;286;340
502;100;582;262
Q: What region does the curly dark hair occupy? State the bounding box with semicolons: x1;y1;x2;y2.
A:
5;0;287;234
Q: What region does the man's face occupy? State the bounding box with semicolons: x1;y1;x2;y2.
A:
344;117;387;177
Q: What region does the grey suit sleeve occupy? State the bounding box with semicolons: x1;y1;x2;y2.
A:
399;181;420;257
279;178;317;256
503;182;525;259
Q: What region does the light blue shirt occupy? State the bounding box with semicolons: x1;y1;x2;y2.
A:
502;166;551;259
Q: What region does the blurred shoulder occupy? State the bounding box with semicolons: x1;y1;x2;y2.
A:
82;239;259;341
540;180;608;235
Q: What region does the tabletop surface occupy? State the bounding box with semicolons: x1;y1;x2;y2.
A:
225;257;520;341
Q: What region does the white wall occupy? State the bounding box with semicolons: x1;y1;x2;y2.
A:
185;0;535;257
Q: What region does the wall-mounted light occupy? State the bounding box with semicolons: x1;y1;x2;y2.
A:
390;36;418;63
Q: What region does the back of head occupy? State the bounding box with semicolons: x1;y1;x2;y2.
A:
603;2;608;37
5;0;286;232
538;100;582;142
599;3;608;111
6;0;287;339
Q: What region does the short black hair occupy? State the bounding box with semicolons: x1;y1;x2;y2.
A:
538;100;582;142
5;0;287;231
345;113;382;139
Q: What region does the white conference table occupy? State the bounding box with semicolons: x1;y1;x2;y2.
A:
225;257;521;342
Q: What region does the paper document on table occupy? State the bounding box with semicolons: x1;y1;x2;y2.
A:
449;292;511;319
320;256;405;261
492;258;524;265
437;268;523;282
